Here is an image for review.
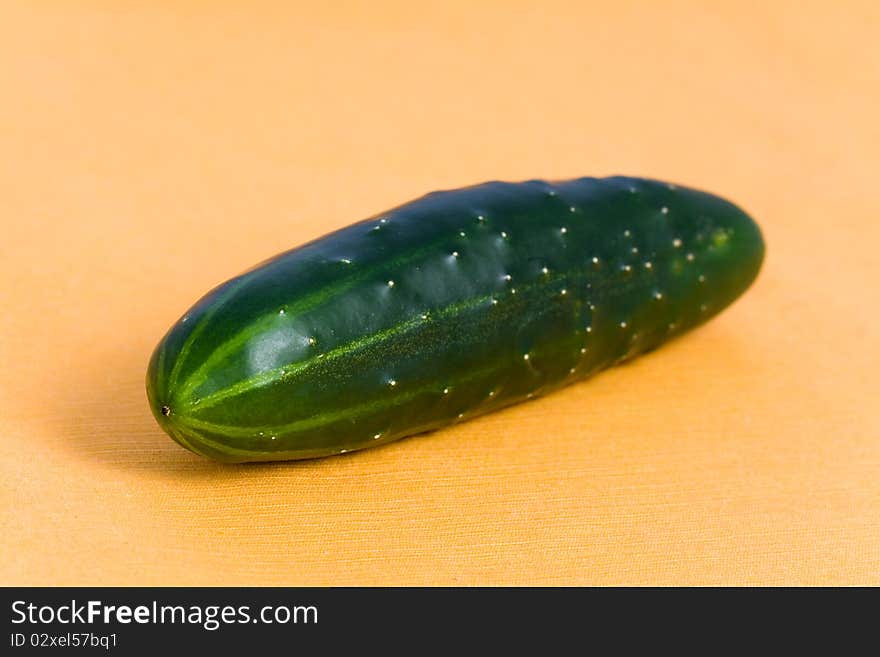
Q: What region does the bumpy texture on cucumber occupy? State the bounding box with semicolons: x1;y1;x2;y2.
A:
147;177;764;462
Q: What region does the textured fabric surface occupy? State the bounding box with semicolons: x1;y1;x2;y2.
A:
1;1;878;586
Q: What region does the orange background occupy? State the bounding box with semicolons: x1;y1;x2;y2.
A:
2;1;878;586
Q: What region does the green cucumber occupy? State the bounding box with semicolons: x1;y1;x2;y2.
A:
147;176;764;462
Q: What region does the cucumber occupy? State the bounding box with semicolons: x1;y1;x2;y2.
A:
146;176;764;462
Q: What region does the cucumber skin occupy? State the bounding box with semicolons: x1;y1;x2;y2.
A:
146;176;764;462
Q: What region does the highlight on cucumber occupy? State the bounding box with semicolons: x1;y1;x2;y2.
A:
146;176;764;462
